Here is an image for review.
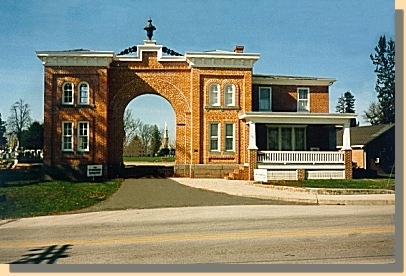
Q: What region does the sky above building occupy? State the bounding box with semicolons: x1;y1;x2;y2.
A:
0;0;396;140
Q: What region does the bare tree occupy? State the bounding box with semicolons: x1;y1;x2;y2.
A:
363;101;383;125
123;109;141;148
139;123;154;156
8;99;32;148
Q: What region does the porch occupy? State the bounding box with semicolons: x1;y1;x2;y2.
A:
238;111;358;180
257;150;346;180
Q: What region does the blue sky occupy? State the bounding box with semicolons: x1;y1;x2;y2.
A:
0;0;395;140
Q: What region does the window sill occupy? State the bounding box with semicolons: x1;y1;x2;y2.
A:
59;104;95;109
208;151;235;156
204;106;239;111
62;150;89;154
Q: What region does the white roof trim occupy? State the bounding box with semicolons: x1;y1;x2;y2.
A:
253;75;336;86
239;112;358;125
185;51;260;68
36;50;115;67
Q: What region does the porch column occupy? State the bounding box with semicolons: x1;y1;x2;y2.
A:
247;122;258;181
342;122;353;179
342;122;351;150
248;122;258;150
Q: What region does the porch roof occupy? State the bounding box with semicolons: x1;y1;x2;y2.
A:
336;124;395;148
238;112;358;125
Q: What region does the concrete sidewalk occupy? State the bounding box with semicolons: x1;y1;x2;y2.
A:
171;178;395;205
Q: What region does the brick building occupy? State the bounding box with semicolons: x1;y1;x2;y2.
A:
36;24;356;181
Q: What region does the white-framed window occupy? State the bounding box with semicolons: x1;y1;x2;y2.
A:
297;88;310;112
62;82;74;105
259;87;272;111
78;82;89;104
224;84;235;106
78;121;89;152
209;123;220;151
267;126;306;151
224;123;235;151
209;84;220;106
62;121;74;151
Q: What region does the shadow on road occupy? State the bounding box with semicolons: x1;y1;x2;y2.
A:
9;244;72;264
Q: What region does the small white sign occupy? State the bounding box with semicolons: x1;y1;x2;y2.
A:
87;165;103;177
254;169;268;182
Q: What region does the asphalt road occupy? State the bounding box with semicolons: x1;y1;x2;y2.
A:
0;204;395;266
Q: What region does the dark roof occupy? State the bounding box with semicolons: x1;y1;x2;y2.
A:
336;124;395;147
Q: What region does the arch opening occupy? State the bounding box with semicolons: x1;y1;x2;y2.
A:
123;94;176;164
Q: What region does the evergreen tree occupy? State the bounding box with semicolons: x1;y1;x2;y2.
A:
150;125;162;156
335;95;346;113
343;91;355;114
336;91;357;126
21;121;44;149
369;35;395;124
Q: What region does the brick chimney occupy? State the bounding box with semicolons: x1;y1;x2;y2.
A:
233;45;244;53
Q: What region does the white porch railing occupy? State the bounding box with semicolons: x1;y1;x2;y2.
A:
258;151;344;164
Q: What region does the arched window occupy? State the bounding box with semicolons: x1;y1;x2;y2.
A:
62;82;74;104
224;84;235;106
209;84;220;106
78;82;89;104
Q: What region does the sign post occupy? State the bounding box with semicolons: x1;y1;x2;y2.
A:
254;169;268;183
87;165;103;181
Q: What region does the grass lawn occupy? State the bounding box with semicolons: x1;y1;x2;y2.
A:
0;179;122;219
268;178;395;191
0;176;395;220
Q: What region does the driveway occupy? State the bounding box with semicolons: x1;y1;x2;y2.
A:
78;177;300;213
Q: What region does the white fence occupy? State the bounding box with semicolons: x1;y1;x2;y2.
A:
258;151;344;164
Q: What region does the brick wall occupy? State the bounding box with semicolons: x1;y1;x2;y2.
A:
43;66;108;177
251;84;329;113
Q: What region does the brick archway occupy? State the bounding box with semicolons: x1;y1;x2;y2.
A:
107;74;191;173
37;40;260;180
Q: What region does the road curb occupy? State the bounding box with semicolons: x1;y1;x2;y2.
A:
252;183;394;195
